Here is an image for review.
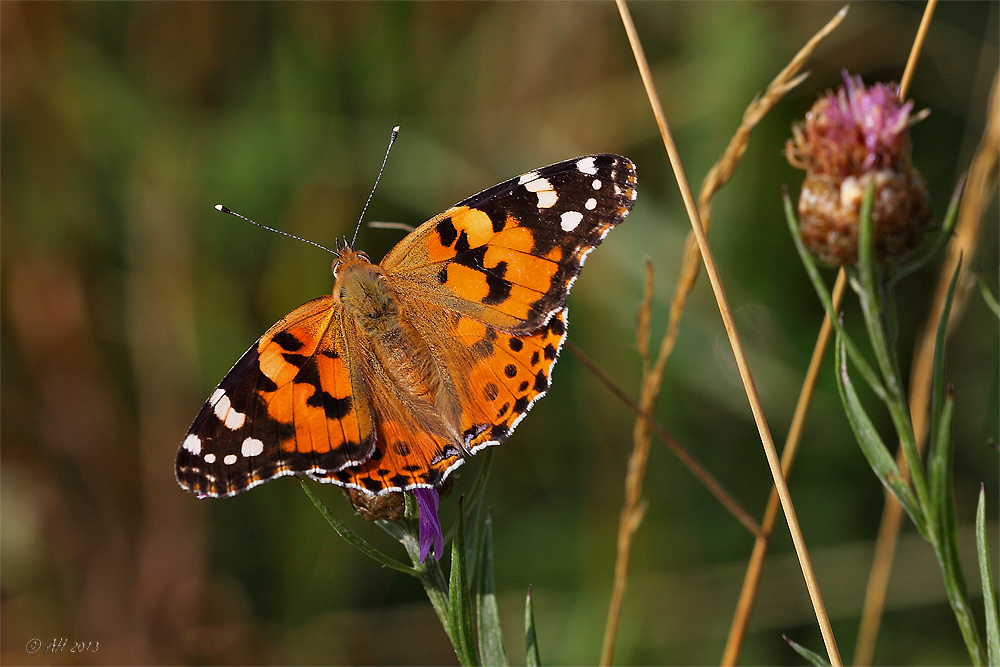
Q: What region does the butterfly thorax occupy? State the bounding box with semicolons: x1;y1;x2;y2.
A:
334;249;442;407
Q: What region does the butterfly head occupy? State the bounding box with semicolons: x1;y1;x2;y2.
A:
332;247;398;326
331;245;372;278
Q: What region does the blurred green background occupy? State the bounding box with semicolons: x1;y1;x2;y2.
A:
2;2;997;664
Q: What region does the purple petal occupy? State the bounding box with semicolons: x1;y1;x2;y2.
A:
414;488;444;562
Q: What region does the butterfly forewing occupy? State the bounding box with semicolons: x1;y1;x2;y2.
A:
176;297;376;497
380;154;636;332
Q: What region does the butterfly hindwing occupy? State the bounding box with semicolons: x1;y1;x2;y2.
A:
176;297;376;497
381;154;636;333
453;308;569;451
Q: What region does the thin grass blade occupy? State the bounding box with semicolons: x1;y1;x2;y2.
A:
445;447;497;545
890;176;965;287
525;586;541;667
299;481;418;576
448;496;479;666
784;635;832;667
929;390;987;665
475;511;509;667
929;259;963;466
976;272;1000;318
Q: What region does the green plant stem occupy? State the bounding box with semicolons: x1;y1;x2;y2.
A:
852;182;931;512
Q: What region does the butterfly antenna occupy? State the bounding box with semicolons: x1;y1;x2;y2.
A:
214;205;337;255
351;125;399;249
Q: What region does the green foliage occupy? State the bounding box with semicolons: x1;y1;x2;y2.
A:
791;179;991;665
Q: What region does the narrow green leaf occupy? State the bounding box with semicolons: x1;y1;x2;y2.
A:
476;511;509;667
889;176;965;288
928;391;956;535
976;487;1000;666
783;635;832;667
835;334;926;534
929;259;963;469
782;189;887;401
299;481;419;576
976;272;1000;319
525;586;541;667
448;496;479;666
928;389;988;666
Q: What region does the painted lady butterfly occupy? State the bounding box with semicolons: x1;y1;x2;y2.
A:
176;154;637;498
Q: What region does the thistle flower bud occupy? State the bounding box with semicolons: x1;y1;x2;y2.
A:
787;72;931;266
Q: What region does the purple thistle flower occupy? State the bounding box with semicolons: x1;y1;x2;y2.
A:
414;487;444;562
788;70;916;180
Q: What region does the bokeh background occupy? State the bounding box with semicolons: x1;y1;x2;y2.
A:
2;2;997;665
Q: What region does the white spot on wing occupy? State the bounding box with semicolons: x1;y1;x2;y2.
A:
576;156;598;175
592;179;602;190
585;197;597;210
560;211;584;231
210;388;225;405
536;190;558;208
212;391;246;430
223;454;238;465
518;170;540;185
203;453;216;464
213;392;231;418
183;434;202;455
224;409;246;430
242;437;264;457
524;177;558;209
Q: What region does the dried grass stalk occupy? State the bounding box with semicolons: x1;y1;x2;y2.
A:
602;4;848;666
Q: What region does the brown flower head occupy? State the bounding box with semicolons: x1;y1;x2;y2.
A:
787;72;931;266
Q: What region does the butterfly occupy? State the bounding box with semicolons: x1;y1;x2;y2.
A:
176;154;636;498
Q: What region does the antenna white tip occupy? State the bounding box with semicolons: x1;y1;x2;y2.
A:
392;125;400;133
215;204;225;211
